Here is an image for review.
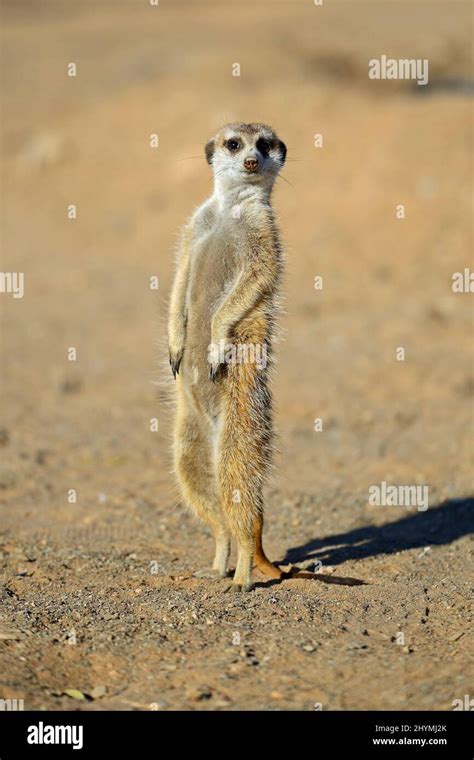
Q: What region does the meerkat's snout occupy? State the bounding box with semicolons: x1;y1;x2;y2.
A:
244;155;259;173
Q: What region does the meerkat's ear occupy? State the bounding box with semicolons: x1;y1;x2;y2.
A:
277;140;287;165
205;138;216;165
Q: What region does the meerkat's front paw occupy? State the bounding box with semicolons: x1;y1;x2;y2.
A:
207;340;226;383
208;361;225;383
169;347;184;379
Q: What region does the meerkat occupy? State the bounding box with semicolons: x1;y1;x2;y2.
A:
168;122;287;592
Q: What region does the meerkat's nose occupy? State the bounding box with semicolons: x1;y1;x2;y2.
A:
244;157;259;172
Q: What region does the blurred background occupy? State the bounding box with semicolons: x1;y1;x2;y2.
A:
1;0;472;711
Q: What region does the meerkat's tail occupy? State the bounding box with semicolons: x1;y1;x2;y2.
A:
253;517;282;579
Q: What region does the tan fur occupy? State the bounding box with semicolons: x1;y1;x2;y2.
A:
168;123;287;591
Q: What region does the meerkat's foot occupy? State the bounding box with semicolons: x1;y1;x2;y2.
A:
222;580;255;593
232;581;255;593
193;568;227;580
230;543;255;591
212;531;231;576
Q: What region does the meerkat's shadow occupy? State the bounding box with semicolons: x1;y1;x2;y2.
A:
223;565;365;589
280;497;474;570
252;570;367;590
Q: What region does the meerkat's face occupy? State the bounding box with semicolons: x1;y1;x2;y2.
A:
205;123;287;192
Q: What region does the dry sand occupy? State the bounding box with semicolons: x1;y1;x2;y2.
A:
0;1;472;710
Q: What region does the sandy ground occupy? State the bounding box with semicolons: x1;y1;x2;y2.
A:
0;1;473;711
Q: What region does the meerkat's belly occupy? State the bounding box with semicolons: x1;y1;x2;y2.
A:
182;230;241;413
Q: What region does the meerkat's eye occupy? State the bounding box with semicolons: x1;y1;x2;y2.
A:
256;138;272;155
226;139;240;152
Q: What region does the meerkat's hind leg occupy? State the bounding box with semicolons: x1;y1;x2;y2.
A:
175;408;230;580
220;467;261;592
193;526;231;579
219;374;276;592
231;537;256;592
212;525;231;576
229;517;282;590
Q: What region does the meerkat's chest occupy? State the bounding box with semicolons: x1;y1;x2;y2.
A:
188;222;243;304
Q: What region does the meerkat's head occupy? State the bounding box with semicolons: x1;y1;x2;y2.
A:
205;123;287;196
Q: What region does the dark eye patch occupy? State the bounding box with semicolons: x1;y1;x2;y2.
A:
256;138;272;156
277;140;287;163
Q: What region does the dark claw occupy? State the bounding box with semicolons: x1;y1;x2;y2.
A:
209;363;224;383
209;363;226;383
169;355;182;379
